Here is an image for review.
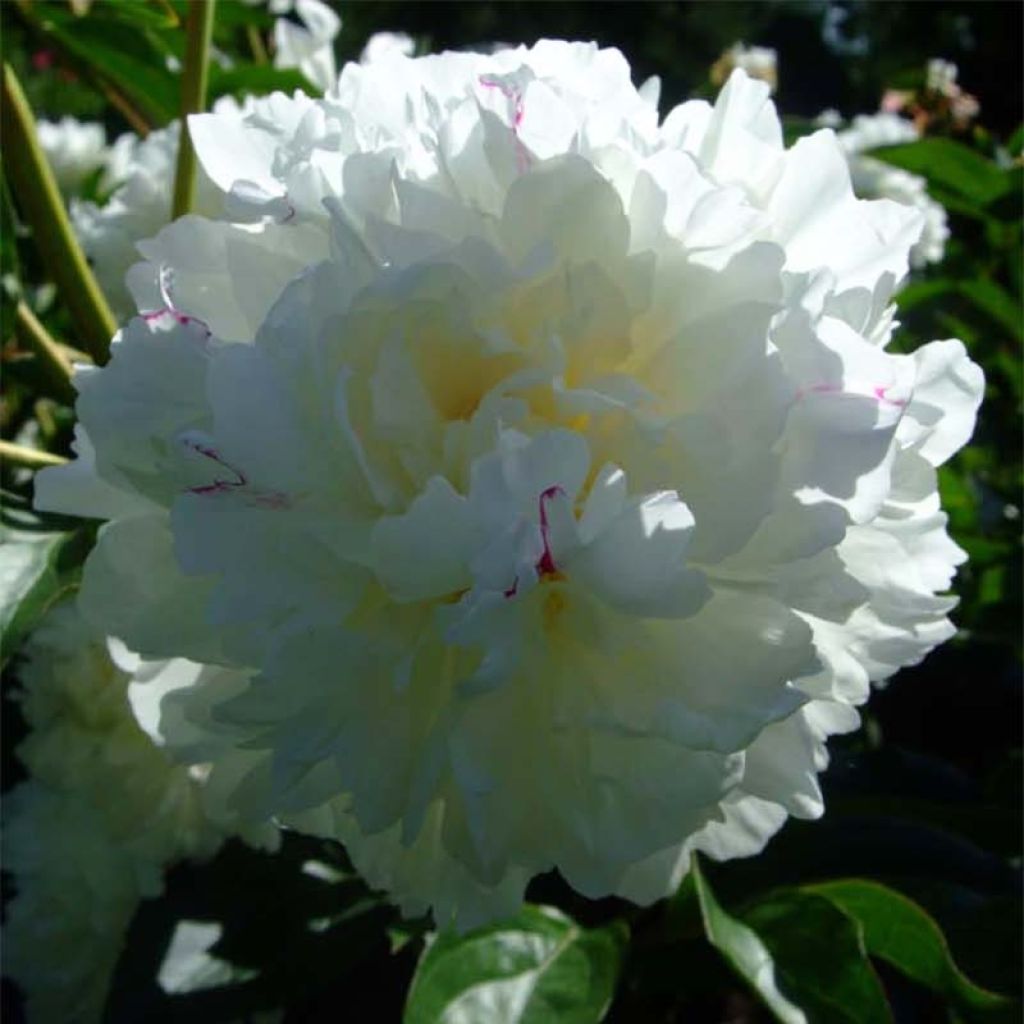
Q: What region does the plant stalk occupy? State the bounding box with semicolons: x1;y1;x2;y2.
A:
172;0;216;219
0;440;68;469
13;302;77;405
1;63;117;364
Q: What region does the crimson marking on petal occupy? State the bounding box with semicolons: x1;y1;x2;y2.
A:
183;439;246;495
796;381;907;409
181;439;291;508
503;578;519;599
478;75;530;173
140;265;212;337
537;485;564;576
873;384;908;408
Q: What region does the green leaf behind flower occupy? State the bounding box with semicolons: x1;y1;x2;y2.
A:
808;879;1017;1022
404;905;628;1024
691;856;808;1024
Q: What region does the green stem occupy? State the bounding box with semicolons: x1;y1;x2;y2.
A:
246;23;268;65
0;439;68;469
1;63;117;364
172;0;216;219
13;302;77;405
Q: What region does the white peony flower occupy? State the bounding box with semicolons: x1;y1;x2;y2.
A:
37;43;983;928
69;100;246;322
272;0;341;92
3;600;275;1021
836;112;950;268
71;124;196;320
37;116;108;195
837;111;919;152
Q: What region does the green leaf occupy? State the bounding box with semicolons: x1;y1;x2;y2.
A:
740;889;893;1024
874;139;1010;206
83;0;181;31
28;4;181;126
691;856;807;1024
894;275;1023;344
960;278;1023;342
808;880;1016;1021
403;905;627;1024
895;277;959;313
0;524;77;662
1007;123;1024;158
209;65;320;103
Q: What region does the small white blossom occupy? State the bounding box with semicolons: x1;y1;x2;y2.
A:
837;111;920;153
37;116;108;195
69;99;249;321
272;0;340;92
836;112;949;267
814;108;843;130
926;58;959;95
39;43;982;928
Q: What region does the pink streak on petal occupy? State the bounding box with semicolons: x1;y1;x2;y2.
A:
795;381;906;409
873;384;908;408
141;265;212;337
536;485;564;576
180;439;289;507
479;75;530;173
183;439;246;495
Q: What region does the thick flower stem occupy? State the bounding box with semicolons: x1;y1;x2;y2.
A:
172;0;217;219
0;440;67;469
1;64;117;365
13;302;77;406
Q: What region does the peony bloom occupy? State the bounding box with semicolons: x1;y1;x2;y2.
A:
37;42;983;928
272;0;341;92
3;600;273;1021
835;112;950;268
69;101;246;322
37;116;109;196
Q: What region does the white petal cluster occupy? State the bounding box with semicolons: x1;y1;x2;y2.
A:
360;31;415;65
37;42;983;928
272;0;341;92
926;58;959;95
37;116;108;195
836;112;950;268
2;601;252;1022
69;101;246;321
